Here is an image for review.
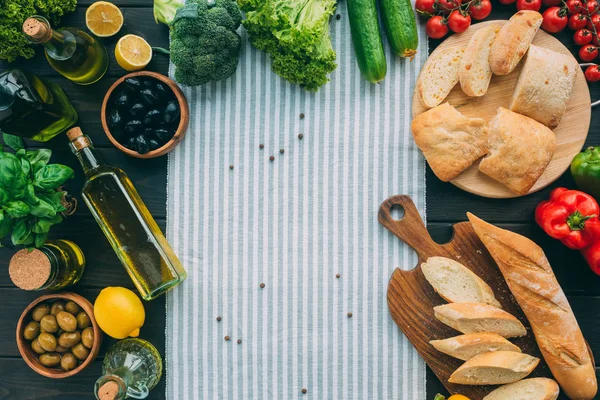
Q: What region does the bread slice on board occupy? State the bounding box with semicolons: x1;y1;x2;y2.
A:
430;332;521;361
479;108;555;195
509;44;578;128
433;302;527;338
417;47;464;108
459;24;500;97
448;351;539;385
421;256;501;307
468;213;597;400
483;378;560;400
489;10;542;75
411;103;487;182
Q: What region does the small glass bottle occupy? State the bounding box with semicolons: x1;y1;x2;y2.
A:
23;16;108;85
9;239;85;290
95;338;163;400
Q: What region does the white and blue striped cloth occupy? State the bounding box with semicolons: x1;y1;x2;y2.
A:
166;2;428;398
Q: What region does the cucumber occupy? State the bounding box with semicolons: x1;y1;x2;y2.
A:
347;0;387;83
380;0;419;58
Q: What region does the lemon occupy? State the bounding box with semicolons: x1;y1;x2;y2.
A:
115;34;153;71
94;287;145;339
85;1;124;38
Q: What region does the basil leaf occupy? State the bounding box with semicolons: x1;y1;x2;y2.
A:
49;214;62;224
0;188;8;206
20;157;31;177
0;214;13;239
26;149;52;174
34;232;48;248
4;200;30;218
34;164;74;190
11;219;31;245
29;198;56;218
0;152;27;198
22;183;38;205
38;192;65;213
2;133;24;151
33;218;53;234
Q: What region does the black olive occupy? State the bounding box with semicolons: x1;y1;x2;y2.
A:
139;88;160;107
143;109;162;125
129;103;147;118
154;128;172;143
142;78;154;88
124;120;144;135
108;109;123;130
125;136;136;150
154;82;171;101
144;127;154;136
163;100;180;125
124;77;142;93
148;139;161;151
134;134;150;154
113;90;131;110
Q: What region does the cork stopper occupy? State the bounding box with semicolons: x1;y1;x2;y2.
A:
66;127;84;141
67;127;92;150
9;249;51;290
23;18;51;42
97;381;120;400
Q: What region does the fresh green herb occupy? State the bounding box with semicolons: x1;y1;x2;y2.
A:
238;0;337;92
0;139;74;247
153;0;185;25
0;0;77;62
433;395;446;400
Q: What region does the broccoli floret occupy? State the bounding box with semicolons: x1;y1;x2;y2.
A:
170;0;241;86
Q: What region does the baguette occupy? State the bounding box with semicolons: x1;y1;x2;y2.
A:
430;332;521;361
468;213;597;400
417;47;464;109
421;256;501;307
483;378;560;400
433;302;527;338
448;351;539;385
459;24;500;97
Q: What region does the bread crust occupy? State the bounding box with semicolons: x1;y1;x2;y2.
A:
448;351;540;385
489;11;542;75
430;332;521;361
417;47;464;108
460;24;500;97
482;378;560;400
468;213;598;400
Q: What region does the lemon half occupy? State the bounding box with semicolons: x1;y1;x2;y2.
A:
115;34;153;71
86;1;124;37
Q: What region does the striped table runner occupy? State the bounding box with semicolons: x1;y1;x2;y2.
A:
166;2;428;398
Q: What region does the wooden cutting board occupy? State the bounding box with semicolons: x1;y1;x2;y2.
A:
412;20;591;199
381;195;553;399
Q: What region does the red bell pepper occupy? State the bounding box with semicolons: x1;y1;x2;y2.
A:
582;241;600;275
535;187;600;250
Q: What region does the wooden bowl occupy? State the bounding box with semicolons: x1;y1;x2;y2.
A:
101;71;190;159
16;293;103;379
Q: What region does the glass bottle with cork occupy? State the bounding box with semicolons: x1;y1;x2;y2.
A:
9;239;85;290
67;127;187;300
22;16;108;85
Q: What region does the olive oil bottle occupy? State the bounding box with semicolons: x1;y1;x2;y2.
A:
23;16;108;85
67;127;186;300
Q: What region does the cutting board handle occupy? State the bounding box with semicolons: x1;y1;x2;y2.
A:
379;195;438;261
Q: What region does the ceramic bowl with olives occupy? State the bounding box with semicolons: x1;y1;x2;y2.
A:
16;293;101;378
102;71;189;159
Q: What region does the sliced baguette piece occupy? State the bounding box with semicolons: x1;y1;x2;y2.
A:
459;24;500;97
449;351;540;385
483;378;560;400
417;47;464;109
421;256;501;307
434;302;527;338
430;332;521;361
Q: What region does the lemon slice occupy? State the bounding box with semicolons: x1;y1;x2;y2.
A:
115;34;153;71
85;1;124;37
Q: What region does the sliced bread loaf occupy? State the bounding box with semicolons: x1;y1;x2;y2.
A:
430;332;521;361
483;378;560;400
417;47;464;109
433;302;527;338
459;24;500;97
448;351;540;385
421;256;501;307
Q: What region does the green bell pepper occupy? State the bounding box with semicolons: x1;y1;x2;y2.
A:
571;146;600;200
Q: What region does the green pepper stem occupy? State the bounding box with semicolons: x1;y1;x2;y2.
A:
567;211;596;231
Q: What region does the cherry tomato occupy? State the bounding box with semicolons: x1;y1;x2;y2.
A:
593;33;600;46
416;0;436;14
498;0;516;5
569;13;588;30
469;0;492;20
516;0;542;11
579;44;599;61
587;0;599;14
447;10;471;32
585;64;600;82
542;7;568;32
588;13;600;30
574;28;594;45
437;0;462;12
426;16;449;38
566;0;585;14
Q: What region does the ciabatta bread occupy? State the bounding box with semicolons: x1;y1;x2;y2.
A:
411;103;487;182
433;302;527;338
468;213;597;400
460;24;500;97
479;108;555;195
483;378;560;400
490;11;542;75
448;351;539;385
417;47;464;108
430;332;521;361
422;256;501;307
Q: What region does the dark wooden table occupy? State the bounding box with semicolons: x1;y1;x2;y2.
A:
0;2;599;399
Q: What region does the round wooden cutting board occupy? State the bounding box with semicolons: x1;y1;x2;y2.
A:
412;20;591;198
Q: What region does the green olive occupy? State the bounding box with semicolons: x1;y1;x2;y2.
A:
38;332;57;352
76;312;91;330
56;311;77;332
31;338;46;354
60;353;78;371
71;343;89;361
50;301;65;316
55;345;68;353
39;315;58;333
64;301;81;315
58;331;81;349
31;303;50;322
81;327;94;349
39;352;61;367
23;321;40;340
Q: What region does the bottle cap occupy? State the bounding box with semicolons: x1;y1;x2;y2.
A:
23;18;51;42
66;126;84;141
97;381;120;400
9;249;51;290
